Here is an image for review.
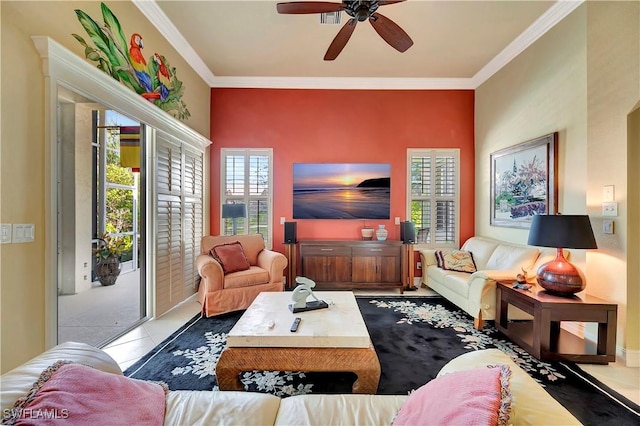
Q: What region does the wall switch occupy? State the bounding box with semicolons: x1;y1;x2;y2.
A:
603;185;615;202
417;262;422;270
603;219;614;234
280;217;285;225
394;217;400;225
1;224;12;244
12;224;35;243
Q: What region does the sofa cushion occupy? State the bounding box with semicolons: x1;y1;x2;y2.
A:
435;250;477;273
3;361;166;425
461;237;500;269
165;390;281;426
224;266;271;289
211;241;251;274
485;244;539;271
275;394;406;426
427;267;470;298
393;365;512;426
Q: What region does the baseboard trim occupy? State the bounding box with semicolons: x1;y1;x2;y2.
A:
624;348;640;367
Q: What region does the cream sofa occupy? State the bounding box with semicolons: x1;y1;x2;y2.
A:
0;342;579;425
420;236;564;329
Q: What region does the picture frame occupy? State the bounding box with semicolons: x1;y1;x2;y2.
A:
490;132;558;229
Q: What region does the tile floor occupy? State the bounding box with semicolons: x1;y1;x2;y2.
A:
103;287;640;406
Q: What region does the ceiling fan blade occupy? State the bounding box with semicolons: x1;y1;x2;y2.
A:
277;2;344;14
324;18;357;61
369;12;413;53
378;1;407;6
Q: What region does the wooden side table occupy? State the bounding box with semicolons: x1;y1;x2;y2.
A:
495;282;617;364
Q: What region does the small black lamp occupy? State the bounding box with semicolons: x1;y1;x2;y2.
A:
527;214;597;296
222;204;246;235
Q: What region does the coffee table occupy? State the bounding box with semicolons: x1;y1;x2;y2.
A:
215;291;381;394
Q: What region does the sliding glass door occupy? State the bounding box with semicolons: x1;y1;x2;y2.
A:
56;89;147;347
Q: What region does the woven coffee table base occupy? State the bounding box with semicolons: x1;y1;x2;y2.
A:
216;344;381;394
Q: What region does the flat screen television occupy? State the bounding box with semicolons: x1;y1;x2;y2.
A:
293;163;391;219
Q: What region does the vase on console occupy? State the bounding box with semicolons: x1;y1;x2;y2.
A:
361;226;374;240
376;225;388;241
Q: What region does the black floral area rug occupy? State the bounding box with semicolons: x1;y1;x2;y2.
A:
124;296;640;425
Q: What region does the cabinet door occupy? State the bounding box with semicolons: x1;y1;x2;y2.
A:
379;255;401;283
352;256;378;282
302;255;351;283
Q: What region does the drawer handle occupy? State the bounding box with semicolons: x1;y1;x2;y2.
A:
320;248;334;251
370;249;383;252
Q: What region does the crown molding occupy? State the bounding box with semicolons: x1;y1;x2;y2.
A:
210;76;475;90
140;0;583;90
133;0;217;86
471;0;584;87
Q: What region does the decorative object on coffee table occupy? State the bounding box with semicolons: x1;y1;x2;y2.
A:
289;277;329;313
527;214;597;295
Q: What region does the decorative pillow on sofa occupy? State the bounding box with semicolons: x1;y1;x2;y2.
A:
435;249;477;273
2;360;167;425
392;365;512;426
210;241;251;274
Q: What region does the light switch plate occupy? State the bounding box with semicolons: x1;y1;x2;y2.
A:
602;202;618;217
394;217;400;225
603;185;615;202
12;224;35;243
603;219;614;234
1;224;12;244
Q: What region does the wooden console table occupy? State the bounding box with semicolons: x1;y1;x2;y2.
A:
299;240;403;293
495;282;617;364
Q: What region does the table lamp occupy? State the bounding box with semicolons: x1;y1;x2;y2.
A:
527;214;597;296
222;203;246;235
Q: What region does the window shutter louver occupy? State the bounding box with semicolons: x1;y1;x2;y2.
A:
155;135;204;316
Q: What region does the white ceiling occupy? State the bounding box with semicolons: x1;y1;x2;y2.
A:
135;0;582;89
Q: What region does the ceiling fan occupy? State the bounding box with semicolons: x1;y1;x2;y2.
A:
276;1;414;61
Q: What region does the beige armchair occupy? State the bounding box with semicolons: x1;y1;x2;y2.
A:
196;234;287;317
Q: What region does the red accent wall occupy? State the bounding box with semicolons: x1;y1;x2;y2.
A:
210;88;475;257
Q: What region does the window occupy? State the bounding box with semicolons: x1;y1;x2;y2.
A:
407;149;460;248
221;149;273;247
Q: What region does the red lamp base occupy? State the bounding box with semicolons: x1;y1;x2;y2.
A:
536;248;586;296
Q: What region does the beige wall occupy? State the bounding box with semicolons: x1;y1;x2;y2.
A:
1;1;210;372
476;2;640;363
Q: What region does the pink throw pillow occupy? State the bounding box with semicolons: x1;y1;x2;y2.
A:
211;241;251;274
3;361;167;425
393;365;512;426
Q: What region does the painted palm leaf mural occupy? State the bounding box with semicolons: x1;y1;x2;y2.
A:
72;2;190;120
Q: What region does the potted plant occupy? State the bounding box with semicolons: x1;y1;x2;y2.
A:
93;233;126;286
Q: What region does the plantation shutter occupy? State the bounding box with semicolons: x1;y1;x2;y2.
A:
408;149;459;248
183;148;204;298
155;133;204;316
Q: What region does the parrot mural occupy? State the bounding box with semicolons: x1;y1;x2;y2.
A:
129;33;153;93
72;2;189;120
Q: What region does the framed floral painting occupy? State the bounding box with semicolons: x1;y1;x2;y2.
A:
490;132;558;229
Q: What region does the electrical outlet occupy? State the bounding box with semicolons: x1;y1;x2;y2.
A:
394;217;400;225
417;262;422;270
280;217;285;225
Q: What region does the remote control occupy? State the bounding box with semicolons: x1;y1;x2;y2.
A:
290;317;301;332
